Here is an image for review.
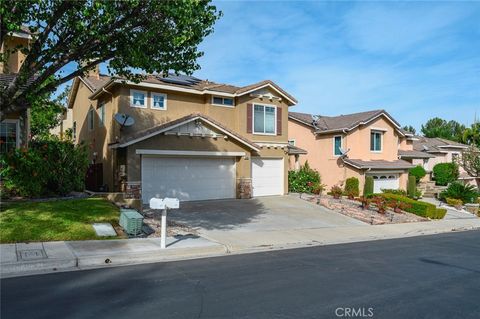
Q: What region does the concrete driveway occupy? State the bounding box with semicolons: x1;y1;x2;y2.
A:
169;195;365;233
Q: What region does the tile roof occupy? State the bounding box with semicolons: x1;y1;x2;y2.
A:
413;136;468;152
342;158;414;170
287;145;308;155
115;113;260;151
0;73;37;90
289;109;403;134
398;149;435;159
82;74;297;104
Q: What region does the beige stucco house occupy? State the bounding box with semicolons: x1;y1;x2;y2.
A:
0;27;32;154
288;110;416;193
69;67;297;203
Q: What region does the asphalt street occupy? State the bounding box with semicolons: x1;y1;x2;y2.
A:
2;231;479;319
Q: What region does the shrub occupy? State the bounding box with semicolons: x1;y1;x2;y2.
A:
363;176;374;197
409;165;427;183
439;182;478;204
371;196;387;214
446;198;463;208
330;185;343;199
432;162;459;186
375;193;446;219
344;177;359;199
381;189;407;196
407;175;417;198
288;161;323;194
1;137;89;197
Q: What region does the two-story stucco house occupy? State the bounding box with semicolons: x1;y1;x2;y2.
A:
288;110;416;193
0;27;32;154
68;67;297;203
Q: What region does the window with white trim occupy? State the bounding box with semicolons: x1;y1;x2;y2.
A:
130;89;147;108
253;104;276;134
88;108;94;131
212;96;234;107
333;135;343;156
370;131;382;151
152;93;167;110
0;120;19;154
98;102;105;127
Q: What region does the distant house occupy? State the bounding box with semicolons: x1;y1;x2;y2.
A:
288;109;416;193
0;27;32;154
399;136;474;185
68;66;298;202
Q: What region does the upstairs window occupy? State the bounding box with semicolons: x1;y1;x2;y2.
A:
253;104;276;135
152;93;167;110
88;108;94;131
130;89;146;108
212;96;234;107
98;103;105;127
0;120;19;154
370;131;382;152
333;135;343;156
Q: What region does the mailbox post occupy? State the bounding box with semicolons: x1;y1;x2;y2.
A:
149;197;180;249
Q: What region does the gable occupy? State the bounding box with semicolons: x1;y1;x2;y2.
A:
164;120;223;138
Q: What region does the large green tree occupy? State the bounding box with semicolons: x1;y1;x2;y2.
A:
402;125;416;135
462;122;480;147
421;117;465;142
0;0;221;120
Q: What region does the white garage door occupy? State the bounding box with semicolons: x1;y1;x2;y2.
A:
141;156;236;203
371;174;399;193
252;157;284;197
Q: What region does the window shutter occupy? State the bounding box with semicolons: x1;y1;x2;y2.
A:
276;107;282;135
247;103;253;133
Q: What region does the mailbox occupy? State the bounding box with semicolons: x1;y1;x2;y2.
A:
149;197;180;210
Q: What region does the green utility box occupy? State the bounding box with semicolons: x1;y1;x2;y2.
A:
119;209;144;236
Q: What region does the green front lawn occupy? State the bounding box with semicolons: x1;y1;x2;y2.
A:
0;197;120;243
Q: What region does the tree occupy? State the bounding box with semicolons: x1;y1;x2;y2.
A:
402;125;416;135
461;145;480;188
421;118;465;142
30;85;70;139
0;0;221;120
462;122;480;147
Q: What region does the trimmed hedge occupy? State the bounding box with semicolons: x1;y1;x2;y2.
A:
375;193;446;219
364;176;374;197
432;162;459;186
409;165;426;183
407;175;416;198
344;177;359;198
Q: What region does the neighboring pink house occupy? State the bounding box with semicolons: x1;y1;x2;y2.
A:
288;109;416;193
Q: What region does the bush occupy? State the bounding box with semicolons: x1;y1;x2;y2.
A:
381;189;407;196
446;198;463;208
432;162;459;186
407;175;417;198
288;161;322;194
409;165;427;183
439;182;478;204
344;177;359;199
363;176;374;197
1;137;89;197
375;193;446;219
330;185;343;199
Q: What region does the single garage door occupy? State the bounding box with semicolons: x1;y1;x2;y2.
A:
141;156;236;203
252;157;284;197
371;174;399;193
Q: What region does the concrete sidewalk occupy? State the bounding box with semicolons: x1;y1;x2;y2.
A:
2;218;479;279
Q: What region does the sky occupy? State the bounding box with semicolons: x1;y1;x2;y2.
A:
191;0;480;132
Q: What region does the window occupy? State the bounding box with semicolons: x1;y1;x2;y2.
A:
98;103;105;127
253;104;276;134
152;93;167;110
370;131;382;151
73;121;77;139
333;135;343;156
212;96;234;107
0;120;19;154
88;108;94;131
130;89;146;108
288;139;296;146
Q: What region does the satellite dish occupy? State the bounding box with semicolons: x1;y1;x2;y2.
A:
339;147;350;156
312;115;320;122
114;113;135;129
422;145;429;151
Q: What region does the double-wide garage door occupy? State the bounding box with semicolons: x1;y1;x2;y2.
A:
141;156;236;203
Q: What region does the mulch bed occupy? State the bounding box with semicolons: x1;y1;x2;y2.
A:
298;194;428;225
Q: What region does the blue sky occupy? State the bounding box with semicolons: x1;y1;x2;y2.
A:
192;1;480;131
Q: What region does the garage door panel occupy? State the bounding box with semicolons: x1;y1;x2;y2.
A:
252;157;284;197
370;174;399;193
141;157;235;203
